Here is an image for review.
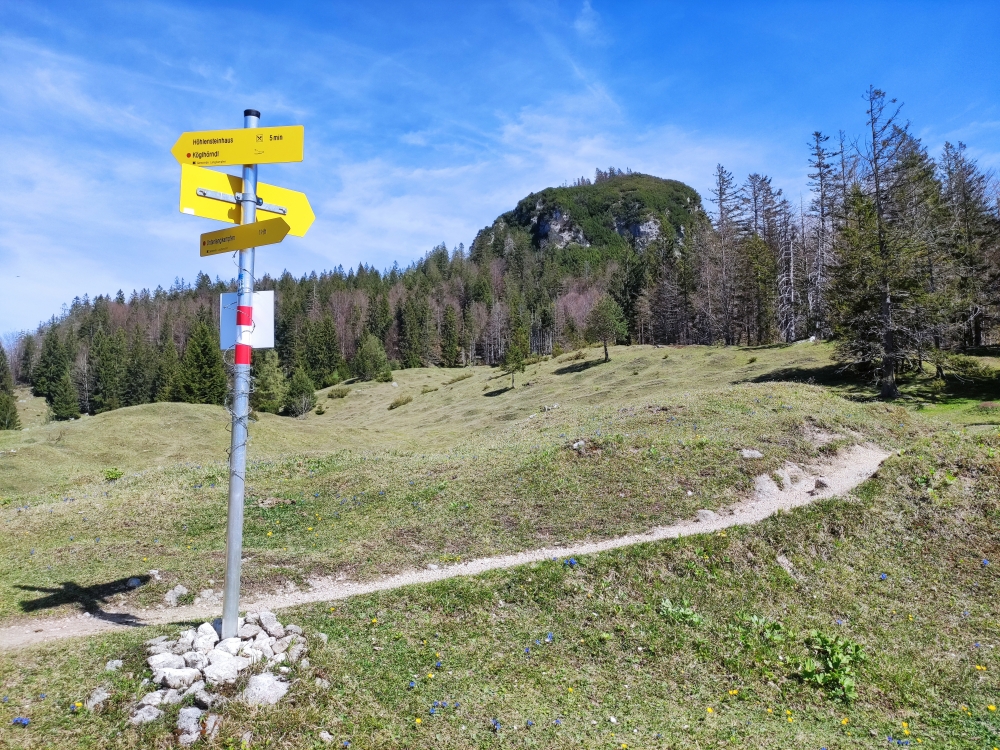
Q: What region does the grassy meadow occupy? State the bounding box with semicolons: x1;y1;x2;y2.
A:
0;342;999;748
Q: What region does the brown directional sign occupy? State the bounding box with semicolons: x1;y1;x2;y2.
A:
200;217;290;257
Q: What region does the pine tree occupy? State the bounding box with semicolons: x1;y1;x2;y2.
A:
251;349;287;413
175;321;227;405
440;305;460;367
50;371;80;420
32;328;68;402
283;367;316;416
366;292;392;344
0;393;19;430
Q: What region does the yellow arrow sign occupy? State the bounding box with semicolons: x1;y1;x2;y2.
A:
179;164;315;237
200;217;290;257
171;126;303;167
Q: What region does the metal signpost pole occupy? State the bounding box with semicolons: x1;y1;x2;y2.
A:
221;108;260;639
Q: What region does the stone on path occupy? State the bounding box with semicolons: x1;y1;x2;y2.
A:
740;448;764;459
129;705;163;725
319;730;334;744
695;509;718;523
105;659;123;671
85;686;110;711
240;672;288;705
258;611;285;639
177;706;203;746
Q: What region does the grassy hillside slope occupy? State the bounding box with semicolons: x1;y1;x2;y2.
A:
0;343;998;748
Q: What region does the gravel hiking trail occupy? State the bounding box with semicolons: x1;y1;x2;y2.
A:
0;443;890;652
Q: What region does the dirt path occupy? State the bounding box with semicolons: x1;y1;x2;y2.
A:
0;443;890;652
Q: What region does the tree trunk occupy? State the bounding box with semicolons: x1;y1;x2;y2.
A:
603;339;609;362
880;288;900;398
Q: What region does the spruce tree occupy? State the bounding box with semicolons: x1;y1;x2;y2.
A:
353;333;391;381
123;329;154;407
0;344;19;430
92;328;127;413
32;328;68;402
0;344;14;396
50;371;80;420
154;338;179;401
586;295;627;362
282;367;316;416
501;305;529;387
175;321;227;405
18;335;36;386
251;349;287;413
441;305;460;367
0;393;19;430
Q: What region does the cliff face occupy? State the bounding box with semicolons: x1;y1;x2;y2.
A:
470;172;702;265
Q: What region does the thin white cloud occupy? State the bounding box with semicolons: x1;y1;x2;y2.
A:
573;1;603;43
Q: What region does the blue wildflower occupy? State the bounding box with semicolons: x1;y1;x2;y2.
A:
525;647;530;654
835;619;843;625
975;642;981;648
490;718;501;732
12;717;30;726
433;701;439;707
546;632;554;642
983;559;990;566
880;573;887;580
454;702;460;708
526;720;534;728
343;742;350;748
429;708;435;715
535;639;541;645
435;660;442;668
95;537;100;542
553;719;561;726
408;681;416;689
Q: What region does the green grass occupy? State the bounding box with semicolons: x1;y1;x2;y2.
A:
2;342;1000;747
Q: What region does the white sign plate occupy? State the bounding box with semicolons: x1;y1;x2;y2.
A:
220;291;275;350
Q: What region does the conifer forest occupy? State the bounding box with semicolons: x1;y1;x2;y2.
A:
4;88;999;419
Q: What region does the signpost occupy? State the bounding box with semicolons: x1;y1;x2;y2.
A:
200;217;289;256
171;125;304;167
179;164;315;236
175;110;310;639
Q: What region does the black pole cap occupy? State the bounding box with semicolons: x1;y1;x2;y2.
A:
244;109;261;118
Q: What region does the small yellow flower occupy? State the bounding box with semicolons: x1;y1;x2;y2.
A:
785;710;791;715
728;689;738;696
143;557;147;562
568;687;573;693
371;618;377;625
427;673;433;679
706;707;713;713
415;717;422;725
329;607;335;612
787;717;794;723
435;652;440;657
989;705;997;712
902;722;908;729
308;527;313;531
766;708;772;714
842;717;849;725
976;664;987;671
267;531;273;536
904;729;910;736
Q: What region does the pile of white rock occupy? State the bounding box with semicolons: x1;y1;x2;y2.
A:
129;611;308;745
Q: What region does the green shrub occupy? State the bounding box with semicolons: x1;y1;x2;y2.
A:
747;356;757;364
328;386;350;399
421;385;438;394
796;630;865;702
388;394;412;410
946;354;996;378
974;401;1000;413
104;468;124;481
658;597;703;627
354;334;392;382
283;367;316;417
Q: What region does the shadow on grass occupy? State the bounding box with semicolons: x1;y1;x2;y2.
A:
554;359;606;376
483;387;513;397
16;575;151;625
745;362;1000;406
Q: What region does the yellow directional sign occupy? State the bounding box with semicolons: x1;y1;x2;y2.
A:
171;126;303;167
200;217;290;257
179;164;315;237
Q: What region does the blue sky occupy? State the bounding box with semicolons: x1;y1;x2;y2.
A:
2;1;999;333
